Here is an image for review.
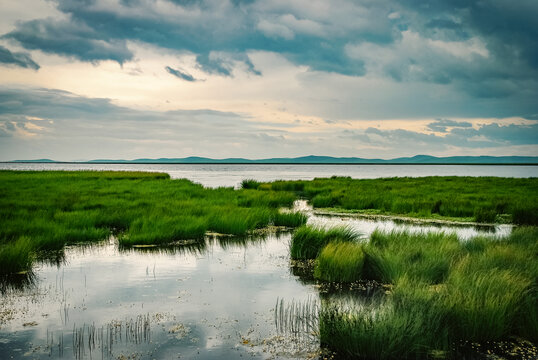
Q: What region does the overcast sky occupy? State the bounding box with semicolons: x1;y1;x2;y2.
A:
0;0;537;160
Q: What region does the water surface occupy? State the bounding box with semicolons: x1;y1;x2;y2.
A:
0;208;512;359
1;163;536;187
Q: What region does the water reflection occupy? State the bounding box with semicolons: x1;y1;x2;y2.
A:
0;233;320;359
0;210;519;359
295;201;513;241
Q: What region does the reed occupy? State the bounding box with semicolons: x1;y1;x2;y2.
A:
263;176;538;224
314;242;364;282
0;171;301;273
317;227;538;357
290;225;359;260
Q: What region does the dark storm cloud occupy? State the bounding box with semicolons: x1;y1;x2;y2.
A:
404;0;538;68
165;66;197;81
1;0;537;113
2;0;391;76
0;45;39;70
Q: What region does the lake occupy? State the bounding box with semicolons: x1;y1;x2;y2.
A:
1;163;537;187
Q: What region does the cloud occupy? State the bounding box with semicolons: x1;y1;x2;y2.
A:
448;123;538;146
2;18;133;64
0;86;297;159
0;45;39;69
2;0;536;103
427;119;472;133
165;66;197;81
355;121;538;149
1;0;387;76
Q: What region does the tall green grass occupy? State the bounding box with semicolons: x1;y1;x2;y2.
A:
273;211;308;227
0;171;302;274
0;237;34;274
263;176;538;224
316;227;538;358
320;290;448;360
314;242;364;282
290;225;359;260
362;230;460;284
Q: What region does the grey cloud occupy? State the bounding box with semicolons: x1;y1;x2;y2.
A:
0;86;282;146
427;119;472;132
355;122;538;149
2;0;537;91
2;0;387;76
0;45;40;70
3;18;133;64
165;66;197;82
449;123;538;146
0;121;15;137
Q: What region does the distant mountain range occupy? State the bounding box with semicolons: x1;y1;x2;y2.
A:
8;155;538;164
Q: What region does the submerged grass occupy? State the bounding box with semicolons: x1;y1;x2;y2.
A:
262;176;538;224
316;227;538;358
0;171;301;274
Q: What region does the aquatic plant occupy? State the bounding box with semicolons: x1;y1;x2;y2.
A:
319;293;448;360
290;225;359;260
241;179;261;189
272;211;308;227
0;237;34;274
0;171;301;272
316;227;538;358
314;242;364;282
263;176;538;224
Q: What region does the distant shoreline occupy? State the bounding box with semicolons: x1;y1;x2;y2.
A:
2;161;538;166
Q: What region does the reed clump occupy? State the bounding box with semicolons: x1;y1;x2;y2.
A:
290;225;359;260
314;242;364;282
316;227;538;358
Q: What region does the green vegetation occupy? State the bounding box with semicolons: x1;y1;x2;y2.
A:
0;171;305;274
290;225;359;260
263;176;538;224
241;179;261;189
314;242;364;282
313;226;538;358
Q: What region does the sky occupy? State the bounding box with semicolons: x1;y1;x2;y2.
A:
0;0;537;161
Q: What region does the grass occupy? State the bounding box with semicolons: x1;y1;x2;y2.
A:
273;211;308;227
262;176;538;224
290;225;359;260
0;237;34;274
320;292;448;360
314;226;538;358
241;179;261;189
0;171;302;274
314;242;364;282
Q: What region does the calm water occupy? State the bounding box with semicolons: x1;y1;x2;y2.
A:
0;234;320;359
1;163;536;187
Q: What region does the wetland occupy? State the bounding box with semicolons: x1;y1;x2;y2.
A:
0;170;537;359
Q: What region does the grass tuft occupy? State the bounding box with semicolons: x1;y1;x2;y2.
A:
314;242;364;282
290;225;359;260
273;211;308;227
